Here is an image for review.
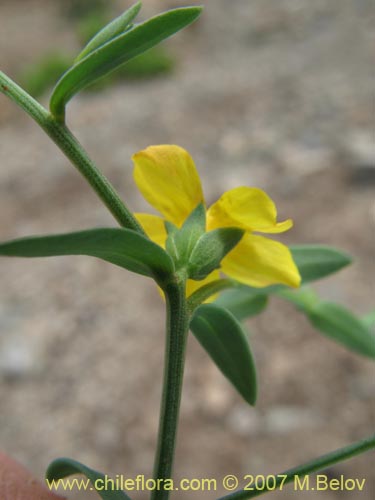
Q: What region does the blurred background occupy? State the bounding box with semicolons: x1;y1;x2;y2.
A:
0;0;374;498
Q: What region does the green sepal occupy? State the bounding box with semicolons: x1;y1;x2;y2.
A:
46;457;132;500
165;203;206;267
50;6;203;120
164;220;178;236
0;228;174;283
290;245;352;284
188;227;244;280
215;287;268;321
190;304;257;405
75;2;142;63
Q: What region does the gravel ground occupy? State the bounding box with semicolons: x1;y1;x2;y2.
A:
0;1;374;499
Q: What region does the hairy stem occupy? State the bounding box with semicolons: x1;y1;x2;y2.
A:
151;276;189;500
0;71;144;233
218;434;375;500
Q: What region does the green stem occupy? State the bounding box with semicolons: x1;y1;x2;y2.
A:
151;276;189;500
0;71;144;233
218;434;375;500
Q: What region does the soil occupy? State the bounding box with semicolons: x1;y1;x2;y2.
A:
0;1;374;499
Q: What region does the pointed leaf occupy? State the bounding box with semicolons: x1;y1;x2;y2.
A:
0;228;174;282
75;2;142;63
50;6;203;120
190;304;257;405
46;457;131;500
215;288;268;321
278;288;375;359
188;228;244;280
307;302;375;359
290;245;352;284
277;287;319;310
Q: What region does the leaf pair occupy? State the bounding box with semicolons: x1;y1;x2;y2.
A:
2;235;369;407
49;3;203;120
215;245;353;320
192;245;373;408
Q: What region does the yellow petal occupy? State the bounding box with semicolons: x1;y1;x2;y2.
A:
207;186;293;234
186;270;221;301
133;145;204;227
134;213;167;248
221;233;301;288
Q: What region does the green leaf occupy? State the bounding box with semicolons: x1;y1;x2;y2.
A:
278;288;375;359
290;245;352;284
46;457;132;500
206;244;352;321
307;302;375;359
190;304;257;405
165;203;206;267
0;228;174;282
277;287;319;311
75;2;142;63
215;288;268;321
50;6;203;120
188;228;244;280
362;310;375;331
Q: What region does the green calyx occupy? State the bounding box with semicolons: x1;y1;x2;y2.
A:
165;203;206;269
165;203;244;281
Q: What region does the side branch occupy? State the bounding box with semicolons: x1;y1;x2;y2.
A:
218;434;375;500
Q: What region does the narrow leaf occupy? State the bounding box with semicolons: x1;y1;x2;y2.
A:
308;302;375;359
215;288;268;321
190;304;257;405
290;245;352;284
277;287;319;311
46;457;131;500
75;2;142;63
207;244;352;320
50;7;203;120
0;228;174;282
188;228;244;280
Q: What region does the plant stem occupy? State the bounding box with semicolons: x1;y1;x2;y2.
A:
151;276;189;500
218;433;375;500
0;71;144;233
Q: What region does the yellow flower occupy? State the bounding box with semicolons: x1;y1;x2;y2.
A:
132;145;301;294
